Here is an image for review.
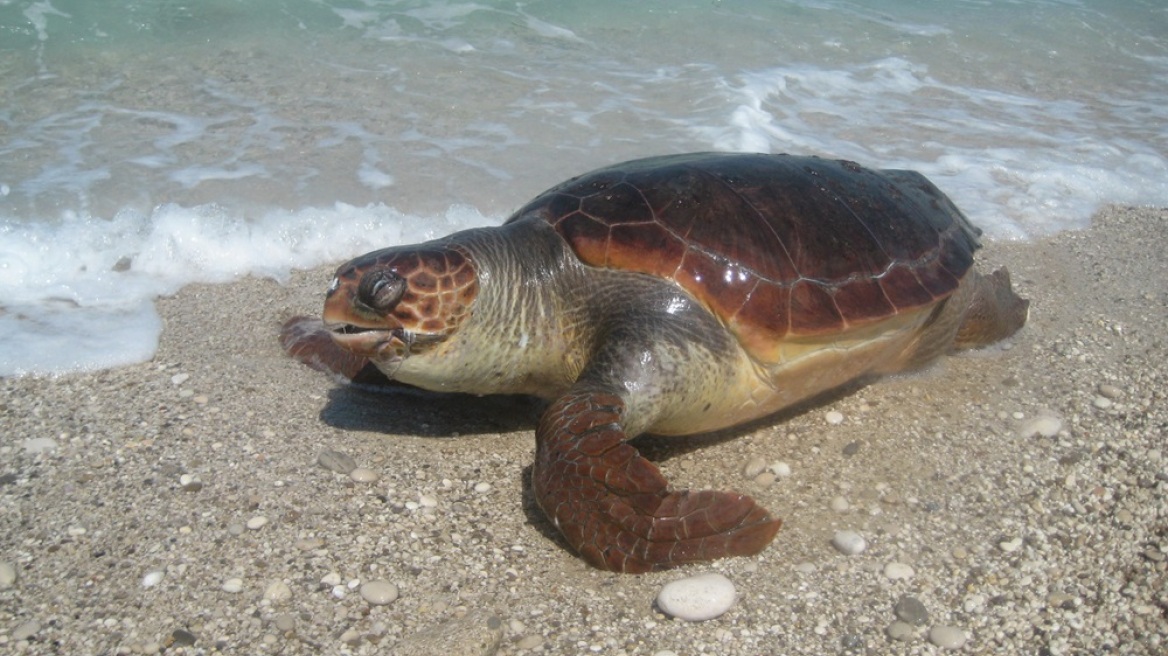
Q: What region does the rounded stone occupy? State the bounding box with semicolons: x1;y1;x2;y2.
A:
894;594;930;626
246;516;269;530
350;467;379;483
474;482;492;493
656;572;737;621
831;530;867;555
317;449;357;475
0;561;16;588
743;456;768;478
883;562;915;580
222;578;244;593
928;625;968;649
1092;396;1113;409
141;570;164;589
516;635;543;650
830;496;851;512
886;621;916;642
825;410;845;425
273;614;296;632
359;580;400;605
263;580;292;603
12;620;40;641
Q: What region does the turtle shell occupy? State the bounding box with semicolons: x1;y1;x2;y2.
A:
508;152;981;358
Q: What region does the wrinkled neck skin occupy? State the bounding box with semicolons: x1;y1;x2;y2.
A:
387;217;595;397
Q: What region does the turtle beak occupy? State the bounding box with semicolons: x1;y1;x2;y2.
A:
322;274;410;361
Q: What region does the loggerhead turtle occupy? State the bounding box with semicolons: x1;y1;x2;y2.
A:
281;152;1028;573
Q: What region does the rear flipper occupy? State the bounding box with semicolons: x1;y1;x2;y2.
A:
954;267;1029;349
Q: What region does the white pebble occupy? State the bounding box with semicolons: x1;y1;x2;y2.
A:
170;373;190;385
768;461;792;478
141;570;164;589
1019;415;1062;438
825;410;845;425
0;561;16;588
320;572;342;586
359;580;400;605
222;578;244;593
656;572;737;621
999;537;1023;553
1092;396;1113;409
246;516;269;530
350;467;379;483
473;482;492;493
831;530;867;555
883;562;915;580
264;580;292;603
830;496;851;512
928;625;968;649
419;494;439;508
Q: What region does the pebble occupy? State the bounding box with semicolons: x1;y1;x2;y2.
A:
359;580;399;605
170;373;190;385
831;530;867;555
179;473;203;492
473;482;492;493
222;578;244;593
0;561;16;588
274;614;296;632
825;410;845;425
12;620;40;641
999;536;1023;553
350;467;379;483
894;595;930;626
141;570;164;588
1097;383;1123;399
769;461;792;478
516;635;543;650
883;562;915;580
743;456;768;478
1092;396;1113;409
419;493;439;508
171;629;197;646
886;621;916;641
22;437;58;454
928;625;968;649
318;449;357;475
264;580;292;603
656;572;737;621
1019;415;1062;438
246;516;269;530
830;496;850;512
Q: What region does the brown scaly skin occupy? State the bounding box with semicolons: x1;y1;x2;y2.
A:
282;153;1028;573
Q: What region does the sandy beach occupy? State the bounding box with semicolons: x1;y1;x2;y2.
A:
1;205;1165;655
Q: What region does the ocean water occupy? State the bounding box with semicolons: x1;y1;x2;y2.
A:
1;0;1166;376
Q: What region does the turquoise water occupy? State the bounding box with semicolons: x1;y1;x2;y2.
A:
1;0;1166;375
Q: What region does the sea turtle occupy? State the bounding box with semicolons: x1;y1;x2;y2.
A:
281;152;1028;573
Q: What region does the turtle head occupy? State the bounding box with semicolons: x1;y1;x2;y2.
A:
323;245;479;374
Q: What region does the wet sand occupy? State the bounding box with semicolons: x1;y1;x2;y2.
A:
1;205;1165;654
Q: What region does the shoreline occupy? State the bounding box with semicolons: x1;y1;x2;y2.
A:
1;205;1166;654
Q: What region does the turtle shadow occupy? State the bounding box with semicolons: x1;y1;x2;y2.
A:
318;382;544;438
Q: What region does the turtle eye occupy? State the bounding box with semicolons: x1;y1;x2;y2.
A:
357;270;407;314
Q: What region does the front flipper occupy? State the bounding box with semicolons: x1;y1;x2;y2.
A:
279;316;391;385
534;386;781;573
